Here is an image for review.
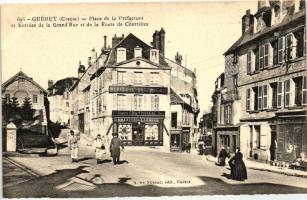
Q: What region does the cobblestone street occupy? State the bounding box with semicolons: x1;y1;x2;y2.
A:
3;135;307;197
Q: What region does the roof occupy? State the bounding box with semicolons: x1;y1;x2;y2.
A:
164;57;195;78
48;77;78;96
2;71;47;94
170;88;184;104
224;10;305;55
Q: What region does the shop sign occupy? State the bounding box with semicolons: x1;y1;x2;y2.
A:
109;86;168;94
113;110;165;117
114;117;161;123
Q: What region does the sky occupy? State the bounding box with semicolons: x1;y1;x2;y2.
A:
1;1;257;114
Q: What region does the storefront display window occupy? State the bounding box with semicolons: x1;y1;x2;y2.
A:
171;134;180;149
145;124;158;140
118;124;132;140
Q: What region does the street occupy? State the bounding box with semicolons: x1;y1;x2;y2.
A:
3;136;307;198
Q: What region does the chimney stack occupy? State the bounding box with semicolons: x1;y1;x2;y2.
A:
48;80;54;88
242;9;254;35
175;52;183;65
112;34;125;47
78;61;86;79
103;35;107;49
159;28;165;57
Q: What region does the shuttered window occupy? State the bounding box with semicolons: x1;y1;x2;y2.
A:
284;80;291;107
247;51;251;74
277;82;283;108
246;89;251;111
258;86;263;110
263;85;268;109
278;37;285;63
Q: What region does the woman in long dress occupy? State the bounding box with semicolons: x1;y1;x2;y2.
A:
93;134;105;164
228;147;247;181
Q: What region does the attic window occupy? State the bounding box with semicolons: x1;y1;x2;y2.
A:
134;46;142;58
117;47;126;63
150;49;159;63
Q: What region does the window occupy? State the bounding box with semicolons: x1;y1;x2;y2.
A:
171;112;177;128
118;124;132;140
278;37;284;63
258;86;263;110
150;49;159;63
246;89;251;111
33;95;38;104
284;80;291;107
303;76;307;105
150;72;159;85
134;72;143;85
183;110;190;125
270;83;278;108
134;47;142;58
295;30;305;58
255;48;259;71
263;85;268;109
116;48;126;63
264;44;269;68
255;125;261;149
145;124;159;140
285;34;293;61
117;94;126;110
151;95;159;111
272;40;278;65
259;45;264;69
294;77;303;106
233;74;238;87
134;95;142;110
224;104;232;124
66;102;69;107
253;87;258;110
247;51;252;74
117;71;127;85
277;82;283;108
233;52;238;64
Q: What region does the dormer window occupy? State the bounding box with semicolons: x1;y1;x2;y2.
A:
150;49;159;63
134;46;142;58
117;47;126;63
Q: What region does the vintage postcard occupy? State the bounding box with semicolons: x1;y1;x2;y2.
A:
1;0;307;198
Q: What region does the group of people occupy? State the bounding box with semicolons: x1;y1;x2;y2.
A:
68;130;124;165
217;146;248;181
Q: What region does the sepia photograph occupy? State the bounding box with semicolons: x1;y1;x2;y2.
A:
1;0;307;198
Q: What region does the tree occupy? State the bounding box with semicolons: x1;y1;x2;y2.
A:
2;97;12;123
21;97;35;121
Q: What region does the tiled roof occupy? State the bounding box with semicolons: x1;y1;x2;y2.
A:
48;77;78;96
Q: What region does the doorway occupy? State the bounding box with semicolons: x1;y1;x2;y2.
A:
132;123;144;145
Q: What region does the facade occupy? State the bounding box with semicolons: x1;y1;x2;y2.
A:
167;53;199;152
47;77;78;125
2;71;48;132
214;0;306;163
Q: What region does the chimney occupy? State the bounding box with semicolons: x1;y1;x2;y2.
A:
103;35;107;49
78;61;86;79
242;9;254;35
152;30;159;49
91;48;97;61
48;80;54;88
175;52;183;65
159;28;165;57
88;56;92;68
112;34;125;47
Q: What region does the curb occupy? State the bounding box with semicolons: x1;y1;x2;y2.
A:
205;155;307;178
4;156;41;178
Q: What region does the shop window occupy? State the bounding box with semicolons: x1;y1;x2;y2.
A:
171;112;177;128
145;124;159;140
151;95;159;111
303;76;307;105
117;71;127;85
33;95;38;104
134;95;142;110
171;134;180;149
150;72;159;85
220;135;230;149
118;124;132;140
284;79;291;107
277;81;283;108
134;72;143;85
246;88;251;111
294;77;303;106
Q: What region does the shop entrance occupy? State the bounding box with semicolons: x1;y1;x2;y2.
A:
132;123;144;146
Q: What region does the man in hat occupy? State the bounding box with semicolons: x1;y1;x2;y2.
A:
109;132;124;165
68;130;79;162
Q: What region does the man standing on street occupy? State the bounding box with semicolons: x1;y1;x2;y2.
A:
109;133;124;165
68;130;79;162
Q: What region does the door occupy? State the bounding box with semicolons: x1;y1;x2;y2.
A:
132;123;144;145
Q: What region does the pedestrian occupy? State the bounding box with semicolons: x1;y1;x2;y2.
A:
228;147;247;181
94;134;105;164
217;146;229;166
68;130;79;162
186;142;191;153
109;132;124;165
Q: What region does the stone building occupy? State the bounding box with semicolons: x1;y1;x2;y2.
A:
47;77;78;126
215;0;306;163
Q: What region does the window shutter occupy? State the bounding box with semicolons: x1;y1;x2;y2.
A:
277;82;283;108
255;49;259;71
246;89;250;111
258;86;263;110
291;33;297;60
302;76;307;105
269;43;274;66
278;37;285;63
263;85;268;109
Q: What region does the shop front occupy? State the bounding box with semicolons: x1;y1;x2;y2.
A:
170;127;191;152
112;110;165;146
276;110;307;162
215;126;239;155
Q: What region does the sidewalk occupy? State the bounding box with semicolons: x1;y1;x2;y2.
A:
205;154;307;178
